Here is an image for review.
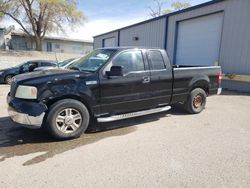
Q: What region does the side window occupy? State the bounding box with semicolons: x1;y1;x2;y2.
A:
21;63;30;72
147;50;166;70
28;62;38;71
133;51;145;71
41;62;55;67
111;50;144;74
22;62;38;72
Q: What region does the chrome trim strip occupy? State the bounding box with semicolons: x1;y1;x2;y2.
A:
174;66;221;70
86;81;98;85
97;106;171;123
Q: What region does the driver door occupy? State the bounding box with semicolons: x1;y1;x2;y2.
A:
99;50;151;115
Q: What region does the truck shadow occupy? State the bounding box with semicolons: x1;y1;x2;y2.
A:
0;112;169;166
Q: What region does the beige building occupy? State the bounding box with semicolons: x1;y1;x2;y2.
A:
9;32;93;54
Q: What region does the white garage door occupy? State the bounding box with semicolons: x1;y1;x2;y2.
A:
103;37;116;47
175;13;223;66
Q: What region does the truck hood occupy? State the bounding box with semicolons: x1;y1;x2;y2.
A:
14;69;92;84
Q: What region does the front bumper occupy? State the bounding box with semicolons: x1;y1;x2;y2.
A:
7;94;47;129
8;106;45;129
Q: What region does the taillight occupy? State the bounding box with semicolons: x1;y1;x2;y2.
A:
218;71;222;84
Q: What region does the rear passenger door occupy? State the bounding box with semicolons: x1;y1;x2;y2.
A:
147;50;173;106
99;49;151;114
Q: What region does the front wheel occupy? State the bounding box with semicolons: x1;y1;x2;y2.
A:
45;99;90;139
185;88;207;114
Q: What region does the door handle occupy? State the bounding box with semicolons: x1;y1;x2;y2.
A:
142;76;150;83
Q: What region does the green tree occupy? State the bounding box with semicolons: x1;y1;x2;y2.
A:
0;0;85;51
171;1;191;11
162;1;191;15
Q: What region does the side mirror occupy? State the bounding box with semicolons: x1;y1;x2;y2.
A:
106;66;123;77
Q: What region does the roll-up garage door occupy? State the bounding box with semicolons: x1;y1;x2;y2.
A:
103;37;116;47
175;13;223;66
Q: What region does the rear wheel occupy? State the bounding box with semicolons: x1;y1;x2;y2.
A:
45;99;90;139
5;75;14;84
185;88;207;114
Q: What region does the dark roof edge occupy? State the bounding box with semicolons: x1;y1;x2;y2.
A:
93;0;224;38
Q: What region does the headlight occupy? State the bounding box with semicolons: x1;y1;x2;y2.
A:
0;71;3;75
15;85;37;99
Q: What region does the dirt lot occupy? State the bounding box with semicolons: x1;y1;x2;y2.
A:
0;85;250;188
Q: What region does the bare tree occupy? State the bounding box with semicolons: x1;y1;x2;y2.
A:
0;0;85;51
148;0;191;17
148;0;166;18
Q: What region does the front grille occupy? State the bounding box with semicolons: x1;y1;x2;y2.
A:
10;80;18;97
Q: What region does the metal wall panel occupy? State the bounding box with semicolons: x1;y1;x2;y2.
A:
167;0;250;91
93;31;119;49
219;0;250;75
119;17;166;48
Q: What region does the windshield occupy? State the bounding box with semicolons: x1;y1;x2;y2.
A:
68;49;117;72
15;62;27;68
58;58;75;68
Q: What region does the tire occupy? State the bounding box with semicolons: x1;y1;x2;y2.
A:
5;75;14;85
185;88;207;114
45;99;90;140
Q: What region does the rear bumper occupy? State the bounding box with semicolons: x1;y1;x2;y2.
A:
209;87;222;95
217;88;222;95
7;94;47;129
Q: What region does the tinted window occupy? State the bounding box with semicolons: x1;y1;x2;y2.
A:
112;50;144;74
22;62;38;72
147;51;166;70
41;62;55;66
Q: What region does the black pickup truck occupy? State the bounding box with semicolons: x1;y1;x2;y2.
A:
7;48;222;139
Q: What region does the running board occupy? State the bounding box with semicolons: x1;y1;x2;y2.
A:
97;106;171;123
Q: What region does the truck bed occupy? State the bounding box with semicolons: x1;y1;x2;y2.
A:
171;65;221;104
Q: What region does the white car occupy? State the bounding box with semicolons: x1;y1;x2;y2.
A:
34;58;80;71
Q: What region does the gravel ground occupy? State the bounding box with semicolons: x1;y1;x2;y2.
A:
0;85;250;188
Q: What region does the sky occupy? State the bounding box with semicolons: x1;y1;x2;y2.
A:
0;0;209;41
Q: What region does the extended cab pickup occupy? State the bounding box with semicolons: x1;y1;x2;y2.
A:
7;48;222;139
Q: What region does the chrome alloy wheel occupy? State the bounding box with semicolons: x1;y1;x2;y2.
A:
55;108;82;134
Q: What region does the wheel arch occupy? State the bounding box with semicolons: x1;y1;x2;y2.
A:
189;75;210;95
4;74;15;82
45;94;94;116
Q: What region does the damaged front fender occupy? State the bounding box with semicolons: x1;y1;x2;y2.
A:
7;94;48;116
